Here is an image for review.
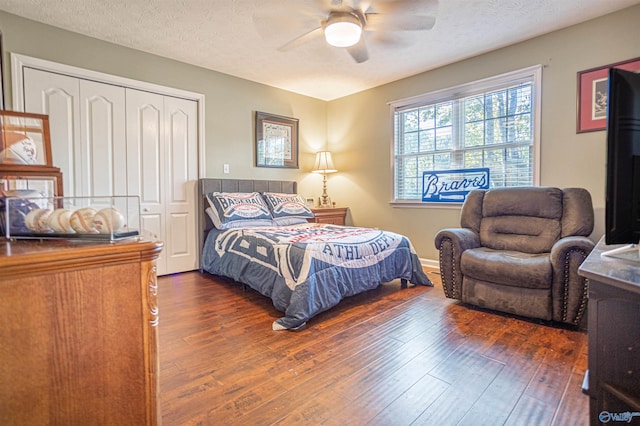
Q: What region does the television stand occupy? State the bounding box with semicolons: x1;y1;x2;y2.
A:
579;237;640;423
601;243;640;263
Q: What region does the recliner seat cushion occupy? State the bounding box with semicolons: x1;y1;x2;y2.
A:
460;247;552;290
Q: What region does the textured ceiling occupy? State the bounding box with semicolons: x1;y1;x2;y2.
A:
0;0;638;100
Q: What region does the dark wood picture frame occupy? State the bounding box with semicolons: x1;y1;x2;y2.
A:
0;168;63;198
576;57;640;133
0;110;53;167
255;111;299;169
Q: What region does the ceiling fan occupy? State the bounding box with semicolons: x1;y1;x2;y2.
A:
254;0;438;63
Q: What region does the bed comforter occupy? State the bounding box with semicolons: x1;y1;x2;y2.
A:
201;222;432;330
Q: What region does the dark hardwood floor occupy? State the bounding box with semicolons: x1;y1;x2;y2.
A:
158;269;589;425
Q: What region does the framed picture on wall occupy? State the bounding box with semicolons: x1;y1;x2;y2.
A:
255;111;299;169
576;57;640;133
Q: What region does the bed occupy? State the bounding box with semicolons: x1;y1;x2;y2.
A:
198;178;432;330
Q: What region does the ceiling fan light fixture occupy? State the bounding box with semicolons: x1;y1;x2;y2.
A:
324;13;362;47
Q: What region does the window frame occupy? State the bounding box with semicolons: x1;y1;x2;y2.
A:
388;65;542;207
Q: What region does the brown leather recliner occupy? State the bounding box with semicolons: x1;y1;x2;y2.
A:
434;187;595;326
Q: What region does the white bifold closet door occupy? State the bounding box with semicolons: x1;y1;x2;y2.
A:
125;90;198;275
22;67;198;275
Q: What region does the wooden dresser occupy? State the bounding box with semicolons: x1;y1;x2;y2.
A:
0;238;163;425
309;206;348;225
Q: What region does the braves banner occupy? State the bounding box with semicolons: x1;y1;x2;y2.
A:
422;168;490;203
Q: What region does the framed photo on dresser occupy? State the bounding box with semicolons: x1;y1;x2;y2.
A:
0;110;53;167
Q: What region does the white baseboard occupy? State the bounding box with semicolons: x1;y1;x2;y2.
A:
420;258;439;269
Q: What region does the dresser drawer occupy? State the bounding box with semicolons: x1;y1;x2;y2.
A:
308;207;348;226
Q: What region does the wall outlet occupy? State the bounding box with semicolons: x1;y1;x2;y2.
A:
223;163;229;174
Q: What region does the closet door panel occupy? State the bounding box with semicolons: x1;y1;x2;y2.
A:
126;89;167;275
79;80;127;200
139;102;163;204
164;97;198;272
23;68;81;196
169;212;189;254
126;90;163;205
140;213;163;250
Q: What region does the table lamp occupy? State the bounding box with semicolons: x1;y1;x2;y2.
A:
312;151;337;208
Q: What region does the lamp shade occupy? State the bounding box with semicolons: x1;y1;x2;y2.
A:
324;13;362;48
312;151;337;173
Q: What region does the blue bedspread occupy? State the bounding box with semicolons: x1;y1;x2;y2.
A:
201;223;432;330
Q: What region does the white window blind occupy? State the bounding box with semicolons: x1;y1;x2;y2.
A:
390;65;542;203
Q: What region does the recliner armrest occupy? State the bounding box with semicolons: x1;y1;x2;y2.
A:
550;236;595;261
434;228;480;299
435;228;481;251
549;236;595;324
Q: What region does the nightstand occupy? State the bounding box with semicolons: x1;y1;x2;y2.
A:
309;207;348;225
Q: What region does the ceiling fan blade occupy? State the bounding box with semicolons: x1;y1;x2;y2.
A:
314;0;356;12
346;38;369;63
278;27;324;52
369;0;438;14
365;13;436;31
252;0;329;44
352;0;371;13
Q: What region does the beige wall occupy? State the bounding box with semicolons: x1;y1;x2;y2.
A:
327;4;640;261
1;6;639;262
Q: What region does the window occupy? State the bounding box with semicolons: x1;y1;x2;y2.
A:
390;65;541;203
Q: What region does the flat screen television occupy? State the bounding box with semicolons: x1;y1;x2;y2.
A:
603;68;640;260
